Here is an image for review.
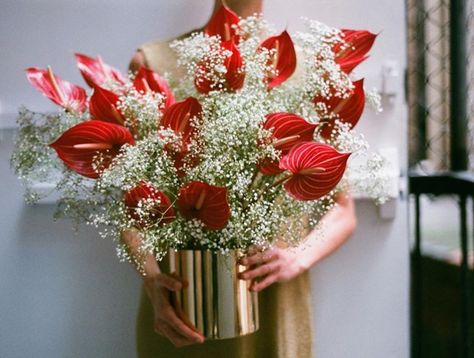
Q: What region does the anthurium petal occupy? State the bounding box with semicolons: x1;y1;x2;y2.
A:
263;113;317;152
133;67;175;109
74;53;125;88
177;181;230;230
222;40;245;91
205;4;240;42
338;55;369;74
334;29;377;73
160;98;202;176
89;86;125;125
334;79;365;127
194;62;214;94
49;120;135;178
124;181;175;227
195;40;245;94
316;79;365;139
259;30;297;88
160;97;202;143
25;67;87;113
279;142;350;201
259;113;317;175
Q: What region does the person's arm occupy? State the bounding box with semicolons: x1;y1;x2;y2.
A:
121;229;204;346
239;192;357;291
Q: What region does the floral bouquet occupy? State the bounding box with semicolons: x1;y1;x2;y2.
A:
11;5;388;338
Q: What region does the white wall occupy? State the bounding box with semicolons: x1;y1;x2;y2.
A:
0;1;409;357
0;133;140;357
0;0;213;125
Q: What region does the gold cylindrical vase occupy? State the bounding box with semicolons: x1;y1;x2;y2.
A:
165;249;259;340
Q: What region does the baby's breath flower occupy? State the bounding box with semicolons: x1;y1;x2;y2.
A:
11;15;389;267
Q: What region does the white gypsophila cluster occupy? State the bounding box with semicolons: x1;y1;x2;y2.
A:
331;121;369;153
170;33;223;95
117;86;164;138
330;121;391;202
11;108;85;203
294;19;353;99
366;87;383;114
342;152;392;204
11;15;391;267
237;14;274;40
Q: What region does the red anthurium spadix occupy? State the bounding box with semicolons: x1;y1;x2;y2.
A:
74;53;126;88
26;67;87;113
315;79;365;139
259;112;318;175
195;40;245;94
133;67;175;109
259;30;297;89
89;86;126;125
278;142;350;201
49;120;135;178
334;29;377;73
124;181;175;227
205;4;240;42
177;181;231;230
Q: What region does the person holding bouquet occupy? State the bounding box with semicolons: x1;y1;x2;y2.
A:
15;0;383;356
126;1;358;357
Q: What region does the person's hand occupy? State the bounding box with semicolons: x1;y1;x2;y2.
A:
144;272;205;347
238;245;307;292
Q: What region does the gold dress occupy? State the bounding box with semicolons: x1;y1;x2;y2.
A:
135;39;314;358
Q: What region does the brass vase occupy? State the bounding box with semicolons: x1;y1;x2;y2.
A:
165;249;259;339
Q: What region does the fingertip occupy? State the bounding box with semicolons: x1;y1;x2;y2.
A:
250;282;263;292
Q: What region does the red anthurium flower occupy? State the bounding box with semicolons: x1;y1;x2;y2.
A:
263;113;318;152
124;181;175;227
259;30;297;89
133;67;175;109
160;97;203;175
195;40;245;94
279;142;350;201
160;97;202;144
26;67;87;113
259;113;318;175
314;79;365;139
205;4;240;42
177;181;230;230
221;40;245;91
334;29;377;73
74;53;126;88
49;120;134;178
89;86;126;125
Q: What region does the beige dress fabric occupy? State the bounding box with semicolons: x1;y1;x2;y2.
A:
135;39;314;358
